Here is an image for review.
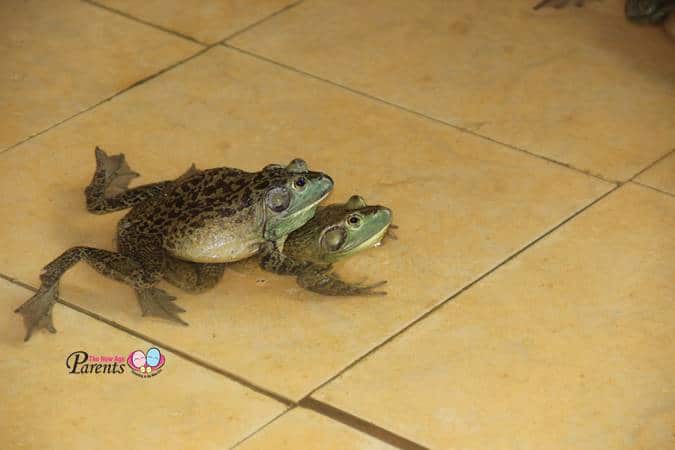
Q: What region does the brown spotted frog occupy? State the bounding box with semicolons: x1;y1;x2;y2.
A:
16;148;333;340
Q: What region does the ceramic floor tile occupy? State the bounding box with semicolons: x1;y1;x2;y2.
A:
314;184;675;450
93;0;298;44
0;0;200;151
0;46;610;401
236;407;396;450
230;0;675;181
0;279;286;450
635;150;675;195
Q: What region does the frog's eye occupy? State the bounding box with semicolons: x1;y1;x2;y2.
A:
266;187;291;213
346;214;362;228
293;176;307;190
321;227;347;252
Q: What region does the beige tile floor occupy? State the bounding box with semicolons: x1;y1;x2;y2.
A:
315;183;675;449
0;0;200;152
1;2;673;449
230;0;675;182
1;279;286;450
92;0;299;44
237;407;396;450
636;150;675;195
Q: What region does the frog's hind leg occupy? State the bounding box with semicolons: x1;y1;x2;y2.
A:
259;242;387;296
85;147;172;214
15;246;184;341
163;256;226;294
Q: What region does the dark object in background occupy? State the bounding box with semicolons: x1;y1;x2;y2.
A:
625;0;675;24
533;0;675;28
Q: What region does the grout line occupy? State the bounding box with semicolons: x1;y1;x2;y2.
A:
622;148;674;197
299;184;621;400
82;0;208;45
3;269;428;449
222;44;617;186
627;147;674;182
630;180;675;198
0;272;295;407
228;406;296;449
4;264;428;449
0;0;307;156
222;1;305;42
298;398;429;450
0;45;213;157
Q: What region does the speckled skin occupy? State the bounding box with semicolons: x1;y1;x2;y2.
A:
15;148;333;341
259;195;393;296
115;160;332;263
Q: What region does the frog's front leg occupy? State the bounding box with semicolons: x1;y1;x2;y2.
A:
15;246;184;341
258;241;311;275
259;242;387;296
296;266;387;296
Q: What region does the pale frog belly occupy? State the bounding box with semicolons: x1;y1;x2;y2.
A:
165;219;262;263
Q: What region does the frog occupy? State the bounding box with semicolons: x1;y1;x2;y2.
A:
15;147;334;341
163;195;395;297
259;194;395;296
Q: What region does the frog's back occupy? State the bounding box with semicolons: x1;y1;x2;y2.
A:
166;167;270;263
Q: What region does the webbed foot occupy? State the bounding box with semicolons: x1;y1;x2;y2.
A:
298;267;387;296
94;146;140;197
14;284;59;341
135;287;188;326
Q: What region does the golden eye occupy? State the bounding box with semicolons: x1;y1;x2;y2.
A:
347;214;362;228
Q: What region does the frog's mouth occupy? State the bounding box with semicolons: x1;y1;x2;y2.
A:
296;191;331;218
340;223;390;255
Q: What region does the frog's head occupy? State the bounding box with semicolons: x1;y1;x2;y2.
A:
260;159;334;241
625;0;672;23
283;195;393;264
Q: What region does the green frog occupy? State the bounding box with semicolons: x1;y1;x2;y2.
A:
259;195;394;296
16;148;333;341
